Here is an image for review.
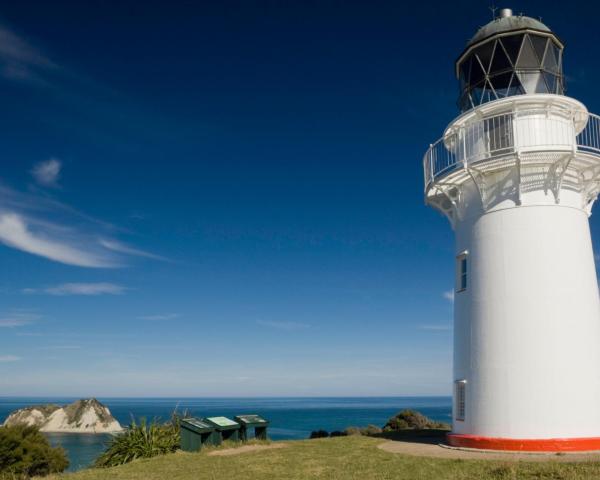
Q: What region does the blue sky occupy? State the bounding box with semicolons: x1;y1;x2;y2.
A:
0;0;599;396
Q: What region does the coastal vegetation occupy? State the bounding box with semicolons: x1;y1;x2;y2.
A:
345;424;383;436
45;435;600;480
382;409;450;432
0;425;68;477
309;425;382;438
308;409;448;439
95;417;180;468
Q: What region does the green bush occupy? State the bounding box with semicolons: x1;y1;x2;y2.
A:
95;416;180;468
0;424;68;477
382;409;450;432
343;425;382;437
360;424;383;436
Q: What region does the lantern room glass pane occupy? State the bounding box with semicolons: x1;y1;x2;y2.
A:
459;92;473;111
460;56;471;78
490;72;514;97
500;34;524;65
470;84;485;105
543;72;558;93
469;58;486;86
459;57;471;90
544;44;560;73
508;75;525;96
474;41;495;73
530;35;548;63
517;35;540;68
489;41;512;73
481;82;495;103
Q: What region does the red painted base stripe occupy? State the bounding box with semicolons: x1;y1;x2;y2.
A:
447;434;600;452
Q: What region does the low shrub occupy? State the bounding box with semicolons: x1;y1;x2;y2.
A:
344;427;362;436
360;424;383;436
342;425;382;437
95;415;180;467
329;431;347;437
309;430;329;439
0;424;68;477
383;410;450;432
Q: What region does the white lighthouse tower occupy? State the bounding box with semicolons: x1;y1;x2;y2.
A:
425;8;600;451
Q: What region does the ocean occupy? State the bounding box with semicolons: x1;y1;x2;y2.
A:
0;396;452;472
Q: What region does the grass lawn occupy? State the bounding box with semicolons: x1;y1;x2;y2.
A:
44;435;600;480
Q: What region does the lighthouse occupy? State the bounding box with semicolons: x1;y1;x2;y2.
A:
424;8;600;451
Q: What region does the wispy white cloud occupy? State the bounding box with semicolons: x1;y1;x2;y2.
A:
0;25;56;85
99;239;165;261
419;324;452;331
0;312;40;328
31;158;61;187
0;355;21;362
257;320;311;331
0;213;117;268
24;282;127;296
0;184;161;268
0;183;112;228
138;313;180;321
443;290;454;303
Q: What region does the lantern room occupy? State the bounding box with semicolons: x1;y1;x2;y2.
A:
456;9;564;112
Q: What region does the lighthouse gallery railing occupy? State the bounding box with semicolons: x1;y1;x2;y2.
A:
424;110;600;190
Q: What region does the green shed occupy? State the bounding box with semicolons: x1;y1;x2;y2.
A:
234;414;269;441
180;418;217;452
204;416;241;444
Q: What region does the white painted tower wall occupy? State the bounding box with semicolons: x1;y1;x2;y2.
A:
426;94;600;440
454;181;600;438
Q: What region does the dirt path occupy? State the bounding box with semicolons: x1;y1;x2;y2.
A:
208;443;287;457
378;440;600;462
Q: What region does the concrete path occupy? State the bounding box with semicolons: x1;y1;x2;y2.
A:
378;440;600;462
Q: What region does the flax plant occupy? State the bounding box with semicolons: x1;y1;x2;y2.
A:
94;411;184;467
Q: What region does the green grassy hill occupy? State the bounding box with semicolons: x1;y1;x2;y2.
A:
44;436;600;480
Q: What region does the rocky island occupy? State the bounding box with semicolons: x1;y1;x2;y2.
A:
3;398;123;433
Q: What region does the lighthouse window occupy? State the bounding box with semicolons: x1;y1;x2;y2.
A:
455;380;467;421
456;252;468;292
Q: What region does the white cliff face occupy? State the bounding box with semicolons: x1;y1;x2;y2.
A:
4;406;58;427
3;399;123;433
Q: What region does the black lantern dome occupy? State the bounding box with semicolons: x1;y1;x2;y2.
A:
457;8;564;112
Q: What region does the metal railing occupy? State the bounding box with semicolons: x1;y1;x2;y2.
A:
424;110;600;189
578;113;600;155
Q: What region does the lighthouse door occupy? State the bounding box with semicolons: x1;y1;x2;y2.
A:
485;114;513;155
